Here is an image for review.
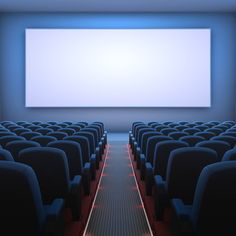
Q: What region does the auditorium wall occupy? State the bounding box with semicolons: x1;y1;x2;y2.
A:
0;13;236;131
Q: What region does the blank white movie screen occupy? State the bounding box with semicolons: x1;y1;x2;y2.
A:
25;28;210;107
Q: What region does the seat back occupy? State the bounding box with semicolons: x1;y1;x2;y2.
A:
0;162;46;235
222;148;236;161
35;128;53;135
74;131;95;154
5;140;40;161
205;128;223;135
48;140;83;178
191;161;236;235
0;149;14;161
179;135;205;146
146;136;173;164
64;135;91;164
168;131;188;140
153;140;189;178
182;128;201;135
18;147;70;203
31;135;57;147
0;135;26;148
58;128;75;136
47;131;68;140
166;147;219;204
196;140;231;160
161;128;178;135
20;131;42;140
140;131;162;154
194;131;215;140
0;131;17;137
211;135;236;148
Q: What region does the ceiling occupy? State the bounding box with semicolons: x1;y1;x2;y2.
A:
1;0;236;12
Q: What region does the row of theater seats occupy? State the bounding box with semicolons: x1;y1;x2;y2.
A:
0;120;107;236
129;120;236;236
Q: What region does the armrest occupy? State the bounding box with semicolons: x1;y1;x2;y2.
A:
45;198;65;219
70;175;82;192
145;162;153;172
95;147;101;167
154;175;166;194
136;147;141;157
140;154;146;163
83;162;91;173
90;154;97;179
171;198;192;221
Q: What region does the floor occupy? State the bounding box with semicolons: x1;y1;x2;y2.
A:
83;133;153;236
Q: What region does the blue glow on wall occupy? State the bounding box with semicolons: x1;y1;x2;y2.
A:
0;13;236;131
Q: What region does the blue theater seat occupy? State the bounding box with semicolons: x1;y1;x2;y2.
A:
211;135;236;148
75;131;101;169
0;135;26;148
142;135;173;195
20;131;42;140
31;135;57;147
205;128;223;135
154;147;219;220
5;140;40;161
0;161;65;235
35;128;54;135
13;128;31;135
179;135;205;146
171;161;236;235
168;131;189;140
0;149;14;161
64;135;97;180
18;147;82;221
194;131;215;140
220;131;236;138
58;128;75;136
196;140;231;160
47;131;68;140
145;140;188;195
48;140;91;195
161;128;178;135
0;131;17;137
222;148;236;161
182;128;201;135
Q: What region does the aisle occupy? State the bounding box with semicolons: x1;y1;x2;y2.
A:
83;134;153;236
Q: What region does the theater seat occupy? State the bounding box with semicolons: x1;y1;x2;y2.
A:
5;140;40;161
31;135;57;147
48;140;91;195
0;149;14;161
196;140;231;160
0;135;26;148
222;148;236;161
179;135;205;146
154;147;219;220
18;147;82;221
171;161;236;235
0;162;65;236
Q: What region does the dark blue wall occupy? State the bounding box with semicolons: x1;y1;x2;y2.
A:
0;13;236;131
